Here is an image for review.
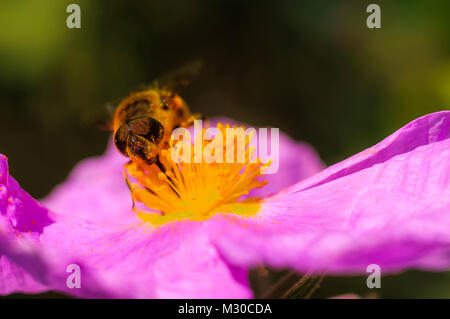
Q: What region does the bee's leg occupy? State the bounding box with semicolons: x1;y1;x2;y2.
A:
123;161;136;209
155;156;166;173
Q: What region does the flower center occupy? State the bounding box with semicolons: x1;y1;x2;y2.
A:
125;122;269;226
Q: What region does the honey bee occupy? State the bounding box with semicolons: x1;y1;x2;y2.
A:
113;89;196;166
112;62;202;167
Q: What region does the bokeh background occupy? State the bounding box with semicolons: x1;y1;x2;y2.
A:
0;0;449;298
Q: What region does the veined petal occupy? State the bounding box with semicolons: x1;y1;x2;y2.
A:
40;217;251;298
0;230;113;297
210;111;450;274
0;236;48;295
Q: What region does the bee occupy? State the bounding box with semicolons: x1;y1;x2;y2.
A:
113;89;196;166
112;62;202;167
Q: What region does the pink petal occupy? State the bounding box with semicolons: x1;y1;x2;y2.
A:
252;133;324;197
40;217;251;298
0;243;48;295
209;111;450;274
0;231;114;297
0;155;116;297
0;154;53;237
0;154;50;294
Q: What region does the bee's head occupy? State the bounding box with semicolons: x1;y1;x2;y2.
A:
114;117;165;165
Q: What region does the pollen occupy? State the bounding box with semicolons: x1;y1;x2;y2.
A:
125;123;269;226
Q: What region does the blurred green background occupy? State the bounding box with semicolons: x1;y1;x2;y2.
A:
0;0;449;298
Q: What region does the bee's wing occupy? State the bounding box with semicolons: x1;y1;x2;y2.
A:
136;60;203;93
158;60;203;91
81;99;119;131
83;61;203;131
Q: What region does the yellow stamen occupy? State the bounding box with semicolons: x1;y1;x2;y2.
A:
125;123;269;226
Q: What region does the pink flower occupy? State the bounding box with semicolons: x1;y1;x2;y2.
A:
0;111;449;298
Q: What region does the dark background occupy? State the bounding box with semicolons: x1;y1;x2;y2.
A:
0;0;449;298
